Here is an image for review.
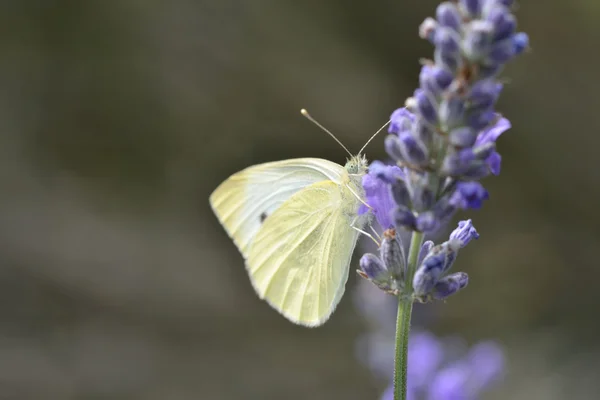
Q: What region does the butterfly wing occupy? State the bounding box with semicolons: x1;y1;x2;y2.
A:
246;180;364;327
209;158;345;257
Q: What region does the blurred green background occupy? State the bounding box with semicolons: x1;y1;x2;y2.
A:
0;1;598;399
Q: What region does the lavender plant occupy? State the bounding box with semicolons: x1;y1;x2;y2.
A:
356;1;528;399
355;278;505;400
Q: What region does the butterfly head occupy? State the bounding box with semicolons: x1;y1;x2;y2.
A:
345;154;368;176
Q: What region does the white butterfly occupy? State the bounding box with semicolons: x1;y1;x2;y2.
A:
210;110;385;327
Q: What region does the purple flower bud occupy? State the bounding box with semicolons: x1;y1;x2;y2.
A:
419;17;438;42
474;142;496;160
467;108;495;130
486;5;516;41
391;179;410;206
368;160;406;184
414;89;438;125
359;253;388;282
459;0;482;16
512;32;529;55
417;240;435;266
441;148;474;176
361;170;396;229
419;65;453;96
464;161;491;179
385;135;405;162
478;63;502;79
414;118;434;148
449;127;477;147
389;108;415;134
434;27;461;54
434;47;461;71
438;96;465;129
413;250;446;295
469;79;503;109
436;3;462;31
380;228;406;279
487;151;502;175
399;131;429;166
411;180;435;210
463;20;494;61
475;116;510;146
432;272;469;299
394;205;417;229
487;38;515;64
483;0;514;16
450;219;479;247
416;211;439;233
475;116;510;174
443;244;459;273
450;181;489;209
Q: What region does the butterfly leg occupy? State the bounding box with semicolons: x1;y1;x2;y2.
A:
369;225;382;242
350;217;380;247
345;184;372;210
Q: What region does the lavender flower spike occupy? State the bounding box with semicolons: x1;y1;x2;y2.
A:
355;2;527;398
360;0;528;238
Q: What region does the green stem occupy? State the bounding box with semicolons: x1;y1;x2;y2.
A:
393;231;425;400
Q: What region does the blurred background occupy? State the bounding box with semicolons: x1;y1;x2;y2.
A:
0;0;598;399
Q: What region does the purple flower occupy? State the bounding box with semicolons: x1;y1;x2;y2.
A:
459;0;481;16
468;341;505;389
420;65;453;96
414;89;439;125
367;329;505;400
469;80;503;110
389;108;416;134
436;3;462;31
432;272;469;299
512;32;529;55
408;332;444;388
450;182;489;210
474;117;511;175
369;160;406;183
360;165;400;230
412;220;476;300
358;228;406;293
428;362;471;400
359;254;389;283
449;219;479;247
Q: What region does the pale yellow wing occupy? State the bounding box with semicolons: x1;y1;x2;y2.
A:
209;158;346;257
246;180;364;327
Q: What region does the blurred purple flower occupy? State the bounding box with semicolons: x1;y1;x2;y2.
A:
356;279;504;399
373;330;504;400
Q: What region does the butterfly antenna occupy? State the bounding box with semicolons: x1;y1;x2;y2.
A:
301;109;353;158
358;119;391;156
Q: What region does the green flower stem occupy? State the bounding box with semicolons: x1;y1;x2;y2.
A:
393;231;425;400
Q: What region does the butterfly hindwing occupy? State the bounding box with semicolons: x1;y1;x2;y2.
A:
246;180;363;327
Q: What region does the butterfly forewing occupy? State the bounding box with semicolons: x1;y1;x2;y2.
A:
209;158;345;257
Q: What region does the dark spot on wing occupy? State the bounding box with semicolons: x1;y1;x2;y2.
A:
260;212;268;223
